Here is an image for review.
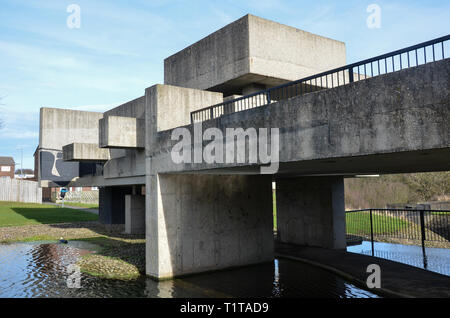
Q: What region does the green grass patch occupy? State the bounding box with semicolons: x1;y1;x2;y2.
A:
0;201;98;227
346;212;410;236
61;202;99;209
75;236;145;280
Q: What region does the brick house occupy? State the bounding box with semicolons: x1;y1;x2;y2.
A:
0;157;15;179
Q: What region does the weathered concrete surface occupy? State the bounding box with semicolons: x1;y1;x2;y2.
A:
164;14;345;95
63;143;110;162
125;194;145;234
99;116;145;149
99;186;132;224
146;84;223;134
151;58;450;175
275;242;450;298
39;108;103;150
145;173;274;279
276;177;346;249
38;108;103;187
104;96;145;119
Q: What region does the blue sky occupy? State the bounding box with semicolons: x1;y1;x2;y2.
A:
0;0;449;169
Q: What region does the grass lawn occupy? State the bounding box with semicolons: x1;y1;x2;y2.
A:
60;202;99;209
0;201;98;227
346;211;410;236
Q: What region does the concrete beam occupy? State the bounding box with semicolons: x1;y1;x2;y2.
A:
99;116;145;149
62;143;110;162
151;58;450;175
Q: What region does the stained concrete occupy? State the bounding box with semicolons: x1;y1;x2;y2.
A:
276;176;346;249
99;116;145;149
145;173;274;279
63;143;110;162
38;108;103;187
151;58;450;175
164;14;346;95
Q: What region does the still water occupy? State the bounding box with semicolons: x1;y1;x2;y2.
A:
347;241;450;276
0;241;379;298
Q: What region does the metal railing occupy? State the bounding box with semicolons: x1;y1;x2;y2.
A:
191;34;450;124
346;208;450;249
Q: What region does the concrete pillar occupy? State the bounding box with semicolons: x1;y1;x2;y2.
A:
99;186;132;224
276;176;346;249
125;194;145;234
146;173;274;280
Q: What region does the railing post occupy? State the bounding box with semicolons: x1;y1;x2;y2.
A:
348;68;354;83
210;107;214;120
369;209;374;256
419;210;427;269
266;91;271;104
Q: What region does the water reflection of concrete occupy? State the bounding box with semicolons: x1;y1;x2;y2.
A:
1;242;379;298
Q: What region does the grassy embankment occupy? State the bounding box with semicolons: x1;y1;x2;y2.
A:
345;212;410;236
0;201;143;280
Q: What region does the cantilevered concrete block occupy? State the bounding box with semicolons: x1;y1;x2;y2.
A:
38;108;103;187
63;143;110;162
164;14;346;95
99;116;145;149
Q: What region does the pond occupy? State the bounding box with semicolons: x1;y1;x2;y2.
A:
347;241;450;276
0;241;380;298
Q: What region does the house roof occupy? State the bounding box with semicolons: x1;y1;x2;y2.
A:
0;157;15;165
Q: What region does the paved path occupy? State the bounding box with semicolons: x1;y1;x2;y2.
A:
275;242;450;298
43;202;99;215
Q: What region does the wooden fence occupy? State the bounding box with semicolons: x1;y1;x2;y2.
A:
0;177;42;204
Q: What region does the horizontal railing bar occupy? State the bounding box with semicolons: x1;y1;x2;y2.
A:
346;208;450;213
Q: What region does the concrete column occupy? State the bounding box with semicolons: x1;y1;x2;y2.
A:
125;194;145;234
276;176;346;250
145;173;274;280
99;186;132;224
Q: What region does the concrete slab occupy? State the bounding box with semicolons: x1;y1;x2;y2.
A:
275;242;450;298
99;116;145;149
63;143;110;162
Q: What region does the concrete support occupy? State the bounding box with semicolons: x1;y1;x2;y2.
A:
125;194;145;234
146;173;274;280
276;176;346;249
99;186;133;224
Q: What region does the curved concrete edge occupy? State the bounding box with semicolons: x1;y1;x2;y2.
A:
275;253;413;298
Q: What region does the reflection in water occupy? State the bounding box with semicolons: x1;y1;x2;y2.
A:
0;242;379;298
347;241;450;276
